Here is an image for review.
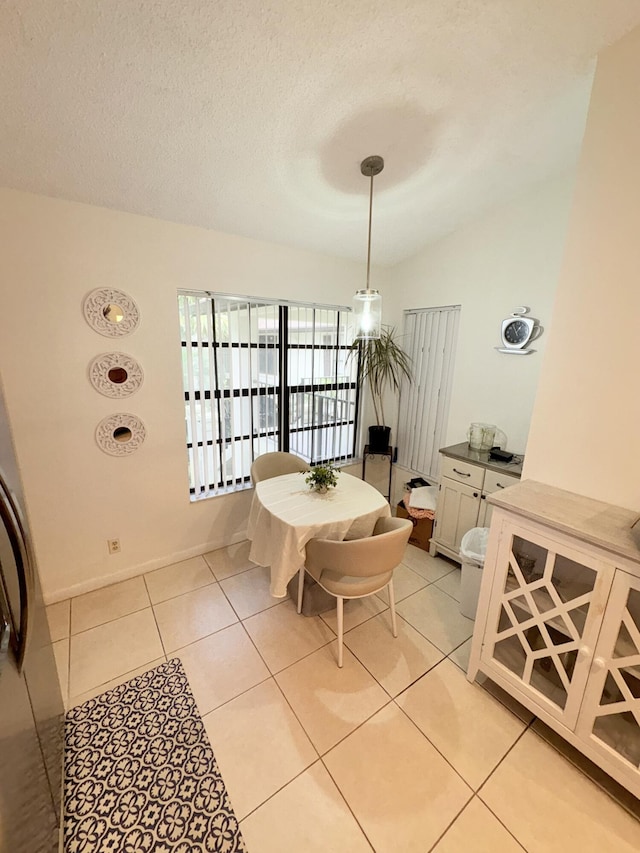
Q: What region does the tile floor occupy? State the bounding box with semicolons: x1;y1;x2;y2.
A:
48;542;640;852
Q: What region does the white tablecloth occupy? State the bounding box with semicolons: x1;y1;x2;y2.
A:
247;471;391;597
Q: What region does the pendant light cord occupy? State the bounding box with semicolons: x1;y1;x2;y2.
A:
366;172;374;290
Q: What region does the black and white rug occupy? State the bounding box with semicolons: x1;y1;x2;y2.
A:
64;658;247;853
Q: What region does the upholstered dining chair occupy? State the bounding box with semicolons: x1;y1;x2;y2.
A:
297;516;413;667
250;451;310;485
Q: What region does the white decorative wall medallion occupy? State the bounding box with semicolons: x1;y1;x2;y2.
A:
96;413;146;456
83;288;140;337
89;352;144;398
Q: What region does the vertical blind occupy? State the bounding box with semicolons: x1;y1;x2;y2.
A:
286;304;359;465
397;305;460;480
178;292;359;498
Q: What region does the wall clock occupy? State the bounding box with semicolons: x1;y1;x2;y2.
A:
495;307;540;355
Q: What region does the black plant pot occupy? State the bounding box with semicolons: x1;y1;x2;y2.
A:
368;425;391;453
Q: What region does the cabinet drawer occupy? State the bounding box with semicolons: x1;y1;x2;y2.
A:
441;456;485;489
483;469;519;494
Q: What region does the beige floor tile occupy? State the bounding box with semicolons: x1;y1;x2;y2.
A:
375;563;428;604
401;547;456;583
52;638;69;706
153;583;237;652
240;761;373;853
434;567;462;601
243;600;335;673
70;576;150;634
530;719;640;819
204;539;254;581
480;730;640;853
275;642;389;754
320;595;387;634
397;659;527;789
202;679;317;820
46;600;70;642
344;612;444;697
324;702;471;853
448;638;472;672
176;623;270;715
219;565;281;619
69;609;163;696
69;657;166;708
396;585;474;653
475;675;534;724
144;555;215;604
432;797;524;852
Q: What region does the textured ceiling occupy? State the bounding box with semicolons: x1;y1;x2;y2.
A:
2;1;640;265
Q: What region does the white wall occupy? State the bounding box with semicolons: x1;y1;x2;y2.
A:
524;27;640;510
0;189;364;602
386;174;576;458
0;158;597;603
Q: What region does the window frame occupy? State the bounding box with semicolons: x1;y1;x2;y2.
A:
178;291;360;499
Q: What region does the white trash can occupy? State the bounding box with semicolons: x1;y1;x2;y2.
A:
459;527;490;619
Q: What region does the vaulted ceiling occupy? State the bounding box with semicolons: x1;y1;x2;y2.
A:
2;1;640;264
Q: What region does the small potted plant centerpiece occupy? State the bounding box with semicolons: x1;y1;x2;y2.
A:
303;461;339;494
349;325;413;453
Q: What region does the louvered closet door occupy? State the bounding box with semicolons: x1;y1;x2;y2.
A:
397;306;460;481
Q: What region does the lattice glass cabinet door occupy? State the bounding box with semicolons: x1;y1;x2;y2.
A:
483;524;614;727
577;571;640;781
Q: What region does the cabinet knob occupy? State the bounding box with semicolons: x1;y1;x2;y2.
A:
577;646;592;659
473;492;479;498
593;657;607;671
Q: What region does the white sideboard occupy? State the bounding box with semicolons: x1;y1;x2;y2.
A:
429;443;521;562
468;479;640;799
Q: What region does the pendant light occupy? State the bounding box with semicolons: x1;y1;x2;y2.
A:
353;155;383;340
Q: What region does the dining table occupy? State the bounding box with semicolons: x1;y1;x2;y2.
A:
247;470;391;598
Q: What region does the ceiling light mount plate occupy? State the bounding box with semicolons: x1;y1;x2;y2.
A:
360;155;384;178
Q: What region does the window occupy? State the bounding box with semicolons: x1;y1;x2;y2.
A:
397;305;460;480
178;292;359;498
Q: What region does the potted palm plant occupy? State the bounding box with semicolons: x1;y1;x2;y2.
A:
350;326;413;453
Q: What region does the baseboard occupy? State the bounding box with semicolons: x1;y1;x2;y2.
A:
43;530;249;605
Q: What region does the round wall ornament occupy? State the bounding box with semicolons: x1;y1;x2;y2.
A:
83;288;140;337
95;413;146;456
89;352;144;398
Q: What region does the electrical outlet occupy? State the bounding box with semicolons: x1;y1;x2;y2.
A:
107;538;121;555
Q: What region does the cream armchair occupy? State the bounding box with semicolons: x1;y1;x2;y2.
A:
250;451;310;485
297;516;413;667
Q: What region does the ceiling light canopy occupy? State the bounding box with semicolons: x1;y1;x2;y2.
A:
353;155;384;341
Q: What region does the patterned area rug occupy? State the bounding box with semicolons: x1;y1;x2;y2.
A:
64;659;247;853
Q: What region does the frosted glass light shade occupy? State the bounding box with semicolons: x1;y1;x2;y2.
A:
353;289;381;340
